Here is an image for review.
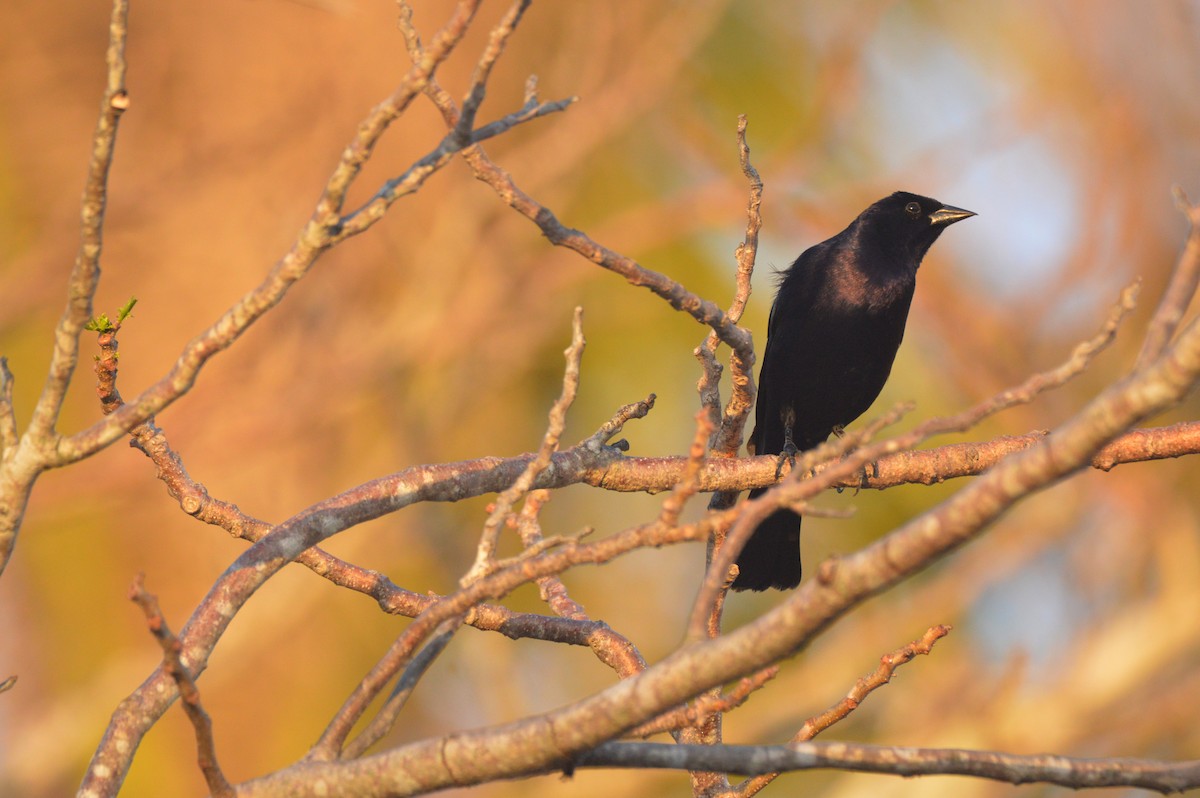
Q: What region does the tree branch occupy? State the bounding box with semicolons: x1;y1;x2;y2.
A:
465;306;587;582
1135;188;1200;370
129;575;232;798
699;113;762;459
399;26;753;361
88;312;650;664
81;397;658;794
737;625;951;796
0;0;129;576
571;742;1200;793
234;214;1200;797
27;0;128;444
55;5;1200;795
51;0;573;473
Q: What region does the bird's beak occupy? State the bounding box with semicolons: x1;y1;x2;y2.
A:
930;205;976;226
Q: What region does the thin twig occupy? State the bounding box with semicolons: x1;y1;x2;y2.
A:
628;666;778;738
404;38;752;361
311;609;461;762
451;0;531;141
317;305;592;757
308;495;689;762
736;625;952;797
129;575;233;798
296;400;656;762
658;410;716;528
1135;190;1200;370
702;113;762;458
339;617;462;760
333;93;576;242
317;0;482;219
518;492;648;677
515;496;648;677
464;307;585;583
671;414;727;795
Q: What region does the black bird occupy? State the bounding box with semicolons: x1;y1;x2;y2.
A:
732;191;974;591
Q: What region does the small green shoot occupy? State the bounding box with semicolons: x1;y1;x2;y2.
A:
85;296;138;333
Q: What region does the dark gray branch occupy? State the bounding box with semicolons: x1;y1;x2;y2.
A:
573;741;1200;794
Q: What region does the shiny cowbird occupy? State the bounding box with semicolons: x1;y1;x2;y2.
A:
733;191;974;591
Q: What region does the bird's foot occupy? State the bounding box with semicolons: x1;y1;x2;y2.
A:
774;441;798;481
829;425;848;491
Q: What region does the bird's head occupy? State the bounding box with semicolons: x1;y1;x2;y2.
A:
859;191;975;267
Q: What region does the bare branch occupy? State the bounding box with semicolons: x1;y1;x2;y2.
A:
519;497;649;678
317;307;595;762
700;113;762;458
1135;190;1200;369
658;410;715;528
671;416;729;796
238;715;1200;796
465;307;586;582
51;0;571;473
74;3;586;789
628;666;778;739
0;357;15;455
129;575;232;798
405;55;753;359
230;264;1200;798
497;315;651;681
737;625;952;797
54;5;1200;796
679;126;764;793
27;0;128;444
689;404;913;640
333;93;576;242
332;617;462;761
83;396;665;792
571;741;1200;793
798;625;952;740
452;0;531;139
469;153;750;353
317;0;481;219
577;418;1200;494
88;313;647;666
0;0;129;575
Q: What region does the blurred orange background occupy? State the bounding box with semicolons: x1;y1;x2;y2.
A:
1;1;1199;796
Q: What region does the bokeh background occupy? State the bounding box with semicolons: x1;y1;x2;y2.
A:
2;1;1199;796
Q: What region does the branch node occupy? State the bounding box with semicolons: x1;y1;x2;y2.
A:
816;557;839;585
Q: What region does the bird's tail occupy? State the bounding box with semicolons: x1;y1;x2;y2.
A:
731;494;802;591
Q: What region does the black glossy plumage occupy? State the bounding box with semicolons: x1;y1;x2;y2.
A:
732;191;974;591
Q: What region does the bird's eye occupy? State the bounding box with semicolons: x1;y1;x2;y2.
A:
904;202;922;217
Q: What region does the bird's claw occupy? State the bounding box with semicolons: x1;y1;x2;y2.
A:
774;441;798;481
